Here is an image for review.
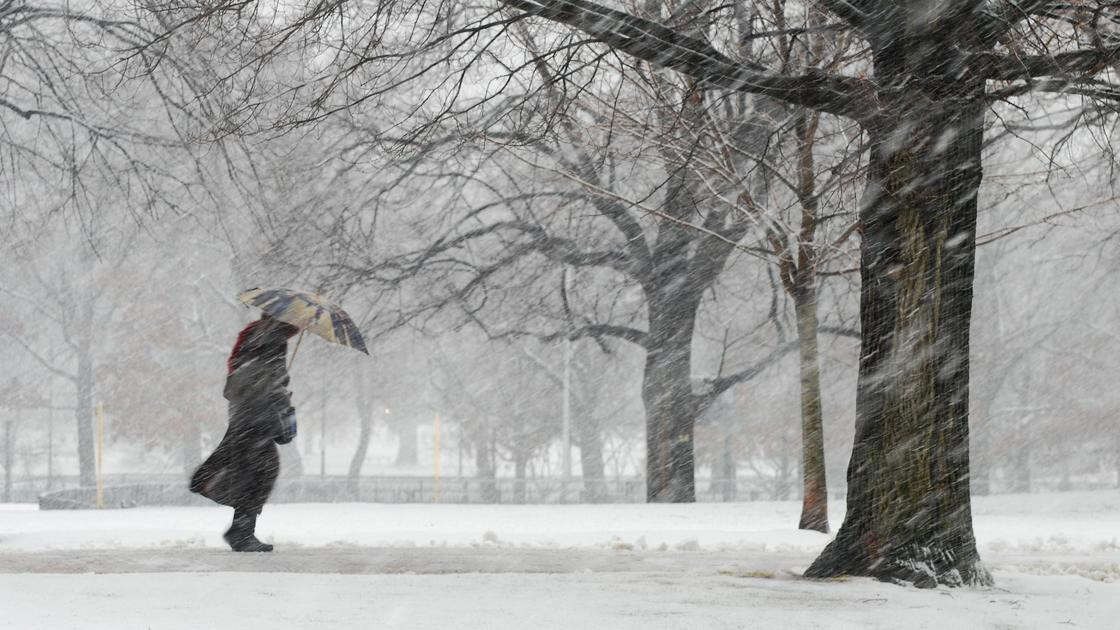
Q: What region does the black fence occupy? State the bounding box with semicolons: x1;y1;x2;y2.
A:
25;474;800;509
10;472;1112;509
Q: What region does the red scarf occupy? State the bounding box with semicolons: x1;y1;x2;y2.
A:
227;320;265;374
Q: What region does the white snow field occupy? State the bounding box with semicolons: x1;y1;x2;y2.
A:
1;491;1118;629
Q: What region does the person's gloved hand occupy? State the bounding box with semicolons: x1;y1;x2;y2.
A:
275;406;297;444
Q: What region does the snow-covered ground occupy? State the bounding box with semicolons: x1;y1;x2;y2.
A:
1;491;1118;628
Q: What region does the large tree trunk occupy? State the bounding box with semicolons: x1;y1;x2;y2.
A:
806;57;990;586
642;304;700;503
794;283;828;532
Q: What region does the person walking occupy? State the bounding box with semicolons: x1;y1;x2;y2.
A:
190;314;299;552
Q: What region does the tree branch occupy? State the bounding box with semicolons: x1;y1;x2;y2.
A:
981;44;1120;81
697;341;798;411
819;325;860;339
695;323;859;411
557;323;647;347
815;0;878;28
499;0;875;121
6;335;78;384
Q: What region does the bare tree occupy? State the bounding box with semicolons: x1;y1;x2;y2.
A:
230;5;858;506
155;0;1120;585
3;243;110;488
0;0;227;232
478;0;1120;586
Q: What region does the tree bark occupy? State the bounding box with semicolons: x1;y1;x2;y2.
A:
806;56;991;586
794;285;829;532
642;303;700;503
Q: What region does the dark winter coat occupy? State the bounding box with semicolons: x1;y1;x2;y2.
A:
190;352;294;514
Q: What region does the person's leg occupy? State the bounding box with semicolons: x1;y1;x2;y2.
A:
224;508;274;552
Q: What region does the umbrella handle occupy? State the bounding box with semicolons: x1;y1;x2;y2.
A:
288;330;306;371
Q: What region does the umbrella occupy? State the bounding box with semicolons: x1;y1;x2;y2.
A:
238;288;368;367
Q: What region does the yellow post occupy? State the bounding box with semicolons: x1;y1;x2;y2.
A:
433;414;441;503
96;402;105;509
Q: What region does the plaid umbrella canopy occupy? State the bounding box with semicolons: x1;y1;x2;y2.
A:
237;289;369;363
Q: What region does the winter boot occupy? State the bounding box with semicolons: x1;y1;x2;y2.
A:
224;510;274;552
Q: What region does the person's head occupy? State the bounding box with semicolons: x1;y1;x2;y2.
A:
258;313;300;341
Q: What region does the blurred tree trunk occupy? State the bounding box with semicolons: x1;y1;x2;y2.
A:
1012;441;1032;493
47;405;54;491
574;390;606;501
577;418;606;502
1058;451;1072;491
180;417;201;478
642;212;702;502
718;439;737;502
1012;375;1034;493
1115;431;1120;489
475;426;498;502
3;418;13;502
348;415;372;493
74;288;96;488
394;417;419;467
642;319;698;503
512;450;527;504
970;406;991;496
349;367;374;497
774;452;793;500
765;19;830;536
806;60;989;586
794;287;827;531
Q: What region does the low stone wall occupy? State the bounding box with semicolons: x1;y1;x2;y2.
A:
38;484;209;510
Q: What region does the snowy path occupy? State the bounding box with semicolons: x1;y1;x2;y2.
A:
2;493;1118;628
0;546;816;576
1;569;1116;629
2;546;1119;581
